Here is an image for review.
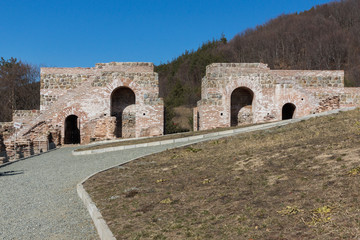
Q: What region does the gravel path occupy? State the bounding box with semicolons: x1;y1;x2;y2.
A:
0;107;354;239
0;139;219;240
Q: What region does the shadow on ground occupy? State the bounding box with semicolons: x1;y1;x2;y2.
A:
0;170;24;177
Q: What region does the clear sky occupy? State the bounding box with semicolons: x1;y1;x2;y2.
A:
0;0;335;67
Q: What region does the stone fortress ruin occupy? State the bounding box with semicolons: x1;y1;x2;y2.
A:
0;62;164;162
1;61;360;163
193;63;360;131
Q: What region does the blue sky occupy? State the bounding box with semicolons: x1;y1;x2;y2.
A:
0;0;334;67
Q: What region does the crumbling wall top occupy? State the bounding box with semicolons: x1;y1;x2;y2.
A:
206;63;270;74
41;62;154;75
95;62;154;73
41;67;93;75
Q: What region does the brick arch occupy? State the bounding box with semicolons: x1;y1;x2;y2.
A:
104;77;140;101
225;80;262;125
230;87;254;126
110;86;136;112
57;106;87;144
226;82;262;109
57;106;87;124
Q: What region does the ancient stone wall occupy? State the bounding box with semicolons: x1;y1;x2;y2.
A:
37;62;164;144
0;62;164;164
3;61;359;163
195;63;360;131
39;62;155;110
12;110;41;128
82;116;116;143
95;62;154;73
272;70;344;88
1;62;164;162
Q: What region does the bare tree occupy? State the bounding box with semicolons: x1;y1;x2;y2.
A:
0;57;40;122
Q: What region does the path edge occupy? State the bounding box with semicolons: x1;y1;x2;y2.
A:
77;183;116;240
76;140;206;240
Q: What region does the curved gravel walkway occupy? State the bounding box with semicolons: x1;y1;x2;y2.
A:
0;139;220;240
0;107;355;239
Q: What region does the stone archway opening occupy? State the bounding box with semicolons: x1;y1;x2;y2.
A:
64;115;80;144
231;87;254;126
111;87;136;138
282;103;296;120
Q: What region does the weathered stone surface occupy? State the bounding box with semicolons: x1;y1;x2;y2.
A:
194;63;360;131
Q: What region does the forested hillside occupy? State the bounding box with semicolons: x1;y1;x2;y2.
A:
1;0;360;132
157;0;360;132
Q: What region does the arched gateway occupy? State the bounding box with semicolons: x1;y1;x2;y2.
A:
110;87;136;138
64;115;80;144
230;87;254;126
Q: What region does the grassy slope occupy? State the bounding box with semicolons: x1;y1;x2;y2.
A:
84;109;360;239
75;122;265;152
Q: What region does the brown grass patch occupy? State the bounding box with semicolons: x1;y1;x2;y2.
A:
84;109;360;239
172;106;193;131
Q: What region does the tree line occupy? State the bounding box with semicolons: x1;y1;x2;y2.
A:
156;0;360;132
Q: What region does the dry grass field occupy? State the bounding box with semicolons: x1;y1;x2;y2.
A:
84;109;360;239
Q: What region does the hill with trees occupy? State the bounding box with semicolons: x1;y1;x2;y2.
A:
156;0;360;132
1;0;360;133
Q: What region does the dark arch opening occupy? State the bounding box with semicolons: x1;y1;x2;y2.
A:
64;115;80;144
231;87;254;126
282;103;296;120
111;87;136;138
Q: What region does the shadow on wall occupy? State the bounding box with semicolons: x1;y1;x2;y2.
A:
17;145;24;159
0;134;8;163
111;87;136;138
48;133;56;150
